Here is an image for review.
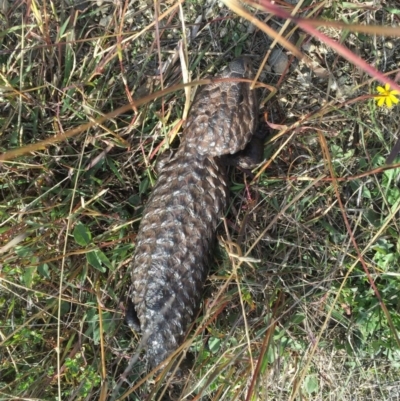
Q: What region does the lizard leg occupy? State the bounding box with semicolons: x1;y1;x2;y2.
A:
223;124;269;169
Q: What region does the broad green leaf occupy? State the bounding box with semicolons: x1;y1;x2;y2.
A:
23;266;36;288
95;250;113;270
73;222;92;246
38;263;50;279
86;250;106;272
304;374;318;394
208;337;221;354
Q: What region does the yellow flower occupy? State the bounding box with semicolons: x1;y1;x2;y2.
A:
375;83;399;108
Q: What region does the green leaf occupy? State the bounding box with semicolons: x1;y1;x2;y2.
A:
341;2;361;9
385;7;400;14
139;177;150;195
303;374;318;394
73;223;92;246
291;313;305;325
208;337;221;354
266;344;276;364
38;263;50;279
86;250;107;272
107;158;124;184
60;301;72;317
260;349;269;374
364;209;381;227
128;194;141;206
95;250;113;270
58;18;71;39
23;266;36;288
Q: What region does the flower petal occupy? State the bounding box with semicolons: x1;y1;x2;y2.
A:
390;90;400;96
386;96;393;108
376;86;386;94
385;83;391;91
389;94;399;105
377;96;386;107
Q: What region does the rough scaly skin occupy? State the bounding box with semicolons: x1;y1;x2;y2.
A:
129;58;259;369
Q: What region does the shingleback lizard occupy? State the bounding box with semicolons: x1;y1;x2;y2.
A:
127;58;260;370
